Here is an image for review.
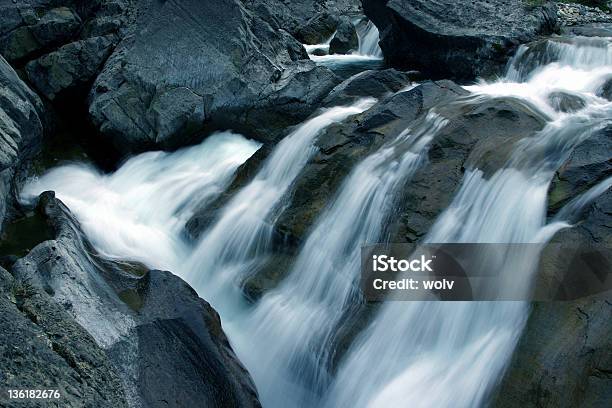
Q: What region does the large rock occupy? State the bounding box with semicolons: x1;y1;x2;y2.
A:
0;3;81;62
0;0;132;108
0;55;45;229
329;17;359;54
11;192;261;408
548;124;612;213
362;0;559;80
0;267;128;407
88;0;340;153
25;35;116;101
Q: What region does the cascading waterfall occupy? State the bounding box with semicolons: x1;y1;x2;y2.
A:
20;33;611;408
323;36;612;408
356;19;383;58
21;132;261;271
229;112;448;408
305;18;383;66
185;98;376;309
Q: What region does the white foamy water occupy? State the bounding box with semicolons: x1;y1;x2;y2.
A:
21;132;261;271
306;18;383;64
230;112;448;408
184;99;376;310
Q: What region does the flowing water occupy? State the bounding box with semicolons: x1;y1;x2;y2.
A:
230;112;448;408
305;17;384;78
21;132;261;271
21;34;612;408
323;36;612;408
185;98;376;310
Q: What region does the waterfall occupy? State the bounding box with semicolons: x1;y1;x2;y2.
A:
323;36;612;408
21;132;261;271
20;33;611;408
230;112;448;408
356;20;383;58
185;98;376;309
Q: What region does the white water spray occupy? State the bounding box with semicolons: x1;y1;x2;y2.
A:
230;112;448;408
21;132;261;271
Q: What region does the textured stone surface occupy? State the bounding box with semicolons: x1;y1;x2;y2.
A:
362;0;559;79
88;0;340;153
0;267;129;408
0;55;45;229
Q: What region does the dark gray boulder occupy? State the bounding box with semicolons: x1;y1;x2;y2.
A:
329;17;358;54
11;192;261;408
0;266;129;408
295;12;340;44
495;297;612;408
0;0;132;107
362;0;559;80
322;68;413;106
548;91;587;113
548;125;612;213
0;4;81;62
25;35;116;101
0;55;45;229
598;77;612;101
88;0;340;153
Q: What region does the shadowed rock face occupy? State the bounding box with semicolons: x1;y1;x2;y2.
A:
10;192;261;408
88;0;341;153
362;0;559;80
0;55;45;230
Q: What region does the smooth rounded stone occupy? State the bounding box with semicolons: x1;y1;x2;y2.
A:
294;12;340;44
88;0;340;153
329;16;358;54
548;124;612;213
362;0;559;80
312;47;329;56
322;68;413;106
548;91;587;113
12;192;262;408
598;77;612;101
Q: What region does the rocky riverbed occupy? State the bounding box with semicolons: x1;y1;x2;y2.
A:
0;1;610;407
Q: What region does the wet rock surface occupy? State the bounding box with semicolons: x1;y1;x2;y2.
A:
548;124;612;213
362;0;559;80
9;192;261;408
